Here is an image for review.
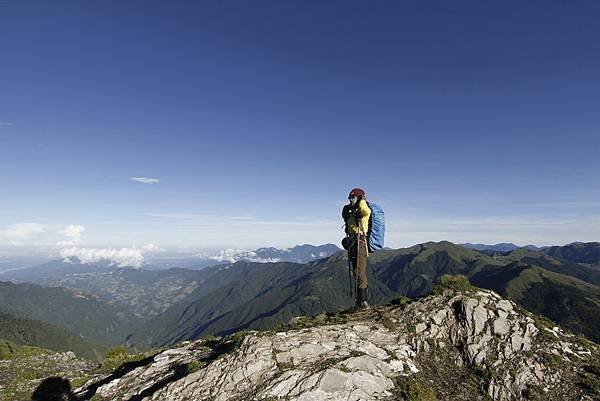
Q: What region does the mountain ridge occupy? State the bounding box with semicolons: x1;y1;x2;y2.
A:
0;280;142;346
128;241;600;349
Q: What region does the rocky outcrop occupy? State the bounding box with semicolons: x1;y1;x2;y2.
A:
0;350;94;401
74;288;600;401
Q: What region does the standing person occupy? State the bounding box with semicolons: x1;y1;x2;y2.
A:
341;188;371;310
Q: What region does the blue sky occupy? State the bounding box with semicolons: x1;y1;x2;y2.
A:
1;1;599;254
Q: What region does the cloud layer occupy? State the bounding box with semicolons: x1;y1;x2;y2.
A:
0;223;45;244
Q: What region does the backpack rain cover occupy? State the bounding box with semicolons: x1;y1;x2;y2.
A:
367;202;385;252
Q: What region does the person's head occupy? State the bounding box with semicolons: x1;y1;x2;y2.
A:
348;188;365;206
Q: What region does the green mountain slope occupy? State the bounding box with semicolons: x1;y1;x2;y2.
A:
541;242;600;266
489;247;600;286
128;241;600;349
0;281;143;345
0;310;103;360
127;258;396;349
369;241;503;295
33;267;210;318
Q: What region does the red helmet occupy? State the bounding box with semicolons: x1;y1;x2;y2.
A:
348;188;365;199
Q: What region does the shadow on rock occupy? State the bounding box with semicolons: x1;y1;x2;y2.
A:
31;376;79;401
77;355;156;400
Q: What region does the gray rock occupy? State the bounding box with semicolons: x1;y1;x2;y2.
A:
73;290;599;401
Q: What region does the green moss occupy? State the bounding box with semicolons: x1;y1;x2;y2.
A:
338;365;351;373
186;360;204;374
378;313;397;332
15;369;37;381
540;352;562;368
578;363;600;396
97;345;151;374
277;361;294;371
228;330;251;348
385;348;398;360
398;378;438;401
104;345;128;360
349;350;365;358
573;335;596;350
71;376;91;389
391;295;412;306
521;384;545;399
473;366;496;383
432;275;476;295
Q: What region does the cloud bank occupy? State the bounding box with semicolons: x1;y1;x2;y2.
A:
56;225;161;268
208;249;280;263
61;247;145;268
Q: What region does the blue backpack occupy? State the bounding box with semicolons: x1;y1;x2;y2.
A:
366;202;385;252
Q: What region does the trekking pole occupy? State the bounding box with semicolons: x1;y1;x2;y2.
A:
347;245;353;298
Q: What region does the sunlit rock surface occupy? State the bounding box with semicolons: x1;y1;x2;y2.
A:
74;288;600;401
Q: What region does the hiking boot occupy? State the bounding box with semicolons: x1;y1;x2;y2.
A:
353;288;369;311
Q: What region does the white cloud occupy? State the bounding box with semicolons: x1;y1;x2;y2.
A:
141;243;162;252
54;224;160;268
60;247;145;268
208;249;280;263
0;223;45;243
209;249;256;263
131;177;161;184
57;225;85;246
144;213;216;220
0;122;14;127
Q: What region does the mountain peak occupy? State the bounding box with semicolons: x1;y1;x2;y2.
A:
73;286;599;401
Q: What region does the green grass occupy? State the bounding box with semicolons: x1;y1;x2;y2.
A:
578;363;600;396
432;274;476;294
0;311;104;361
97;345;152;374
0;339;49;360
186;360;204;374
397;378;438;401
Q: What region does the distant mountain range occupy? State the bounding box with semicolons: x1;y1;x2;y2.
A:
2;240;599;362
0;244;341;280
145;243;341;270
0;244;341;320
127;241;600;350
460;242;542;252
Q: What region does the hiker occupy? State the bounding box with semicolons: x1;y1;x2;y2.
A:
342;188;371;310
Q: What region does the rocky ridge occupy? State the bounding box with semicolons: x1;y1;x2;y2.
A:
73;283;600;401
